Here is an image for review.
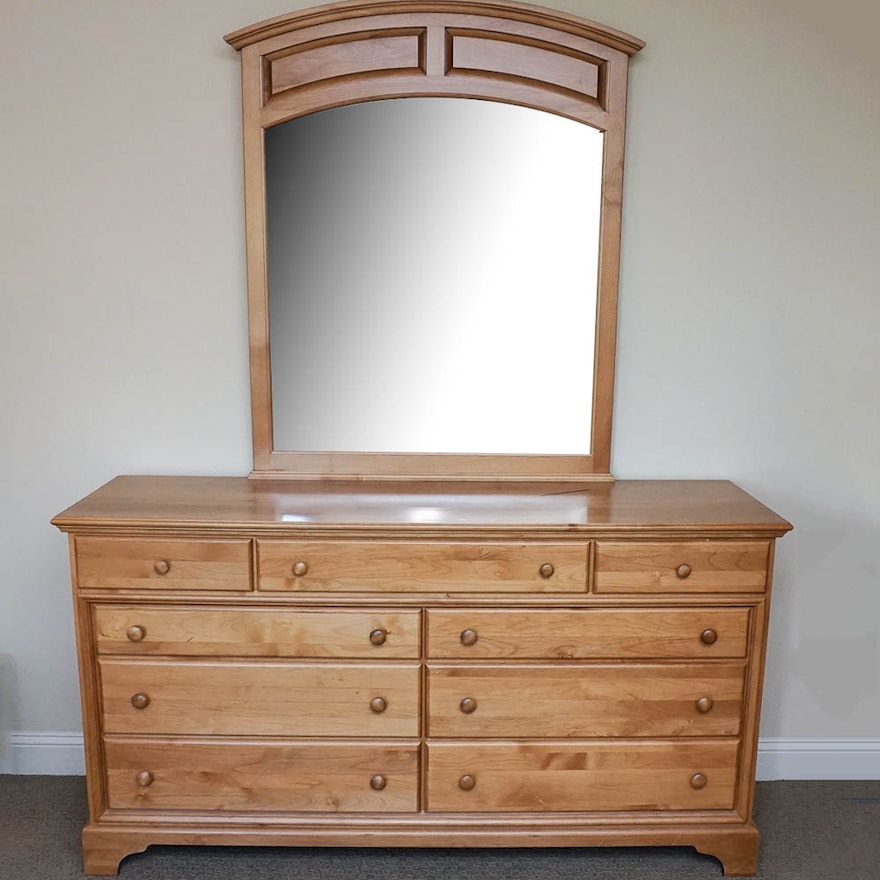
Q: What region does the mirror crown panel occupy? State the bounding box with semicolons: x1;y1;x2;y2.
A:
225;0;644;480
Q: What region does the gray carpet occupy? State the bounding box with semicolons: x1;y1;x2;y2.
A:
1;777;878;879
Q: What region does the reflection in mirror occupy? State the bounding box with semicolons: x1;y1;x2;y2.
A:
266;98;603;455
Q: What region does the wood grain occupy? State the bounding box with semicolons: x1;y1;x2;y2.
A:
594;540;770;593
258;540;589;592
105;737;419;812
93;606;421;658
426;662;745;737
99;659;420;736
426;607;750;659
75;537;252;591
426;740;739;812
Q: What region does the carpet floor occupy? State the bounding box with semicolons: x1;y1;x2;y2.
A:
1;777;878;879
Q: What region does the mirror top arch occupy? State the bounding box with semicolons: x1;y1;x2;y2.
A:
226;0;643;481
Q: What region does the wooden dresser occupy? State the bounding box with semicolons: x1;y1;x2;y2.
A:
53;476;791;876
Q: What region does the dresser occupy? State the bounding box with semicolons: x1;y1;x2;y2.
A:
53;476;791;875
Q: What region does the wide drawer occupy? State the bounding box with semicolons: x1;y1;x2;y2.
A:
76;537;252;591
427;740;739;812
427;608;750;659
257;541;588;593
594;540;769;593
105;737;419;812
93;606;421;658
427;662;744;737
99;659;419;736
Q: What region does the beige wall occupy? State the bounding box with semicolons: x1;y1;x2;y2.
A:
1;1;878;766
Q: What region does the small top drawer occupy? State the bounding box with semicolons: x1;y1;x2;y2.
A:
93;606;421;658
594;540;769;593
257;541;588;593
75;537;252;591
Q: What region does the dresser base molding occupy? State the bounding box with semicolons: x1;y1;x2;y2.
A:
83;820;758;876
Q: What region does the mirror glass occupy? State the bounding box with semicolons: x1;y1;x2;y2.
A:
265;97;603;455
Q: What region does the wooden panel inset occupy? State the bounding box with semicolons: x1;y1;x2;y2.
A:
427;740;739;812
93;606;421;658
257;541;588;592
268;30;425;97
449;31;602;102
594;541;770;593
427;662;745;737
100;659;419;736
106;738;419;812
75;537;252;591
426;607;750;659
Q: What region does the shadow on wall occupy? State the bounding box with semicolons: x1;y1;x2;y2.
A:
776;519;880;719
0;656;22;771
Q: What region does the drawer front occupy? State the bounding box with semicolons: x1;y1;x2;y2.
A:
105;737;419;812
427;662;744;737
427;740;739;812
257;541;588;593
594;540;769;593
100;659;419;736
76;537;252;591
93;606;421;658
427;608;750;659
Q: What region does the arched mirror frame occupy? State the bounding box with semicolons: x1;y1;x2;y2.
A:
225;0;644;480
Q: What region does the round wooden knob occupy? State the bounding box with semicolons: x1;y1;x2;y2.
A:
676;563;692;579
700;628;719;645
460;629;478;646
135;770;154;788
292;561;309;576
539;563;555;579
130;693;150;710
369;628;388;646
690;772;708;790
153;559;170;575
126;625;146;642
370;774;387;791
370;697;388;714
696;696;714;714
458;774;476;791
459;697;477;714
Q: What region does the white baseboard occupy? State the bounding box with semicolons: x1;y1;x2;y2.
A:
756;737;880;781
0;732;86;775
2;733;879;779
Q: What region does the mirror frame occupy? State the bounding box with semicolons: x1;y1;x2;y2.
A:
225;0;643;480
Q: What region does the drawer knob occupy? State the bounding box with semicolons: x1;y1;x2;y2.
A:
539;563;555;579
690;772;708;790
130;693;150;710
370;774;387;791
459;697;477;714
460;629;478;647
153;559;170;575
696;696;715;714
292;561;309;576
676;563;692;579
369;628;388;646
700;628;719;645
135;770;154;788
458;774;476;791
126;625;146;642
370;696;388;714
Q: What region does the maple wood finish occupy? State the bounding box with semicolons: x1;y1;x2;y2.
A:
228;0;643;480
53;477;790;876
51;2;791;877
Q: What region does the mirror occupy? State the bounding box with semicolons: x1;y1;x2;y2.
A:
265;97;603;455
225;0;643;479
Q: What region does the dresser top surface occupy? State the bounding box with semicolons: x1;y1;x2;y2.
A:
52;476;791;536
